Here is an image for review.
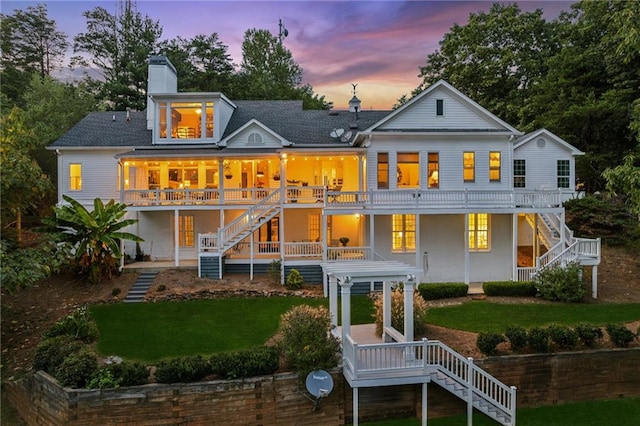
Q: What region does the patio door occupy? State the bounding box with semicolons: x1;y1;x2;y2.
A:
258;218;279;253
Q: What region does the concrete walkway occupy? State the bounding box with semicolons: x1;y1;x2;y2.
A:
124;272;158;303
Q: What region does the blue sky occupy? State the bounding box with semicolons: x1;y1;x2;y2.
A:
2;1;573;109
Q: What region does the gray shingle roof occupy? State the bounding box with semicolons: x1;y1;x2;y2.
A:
50;101;390;149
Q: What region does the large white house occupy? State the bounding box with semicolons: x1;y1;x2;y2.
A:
50;55;600;291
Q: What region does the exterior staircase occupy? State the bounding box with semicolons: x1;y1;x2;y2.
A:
124;272;157;303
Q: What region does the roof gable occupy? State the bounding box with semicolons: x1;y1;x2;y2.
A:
514;129;584;156
367;80;520;134
220;119;291;148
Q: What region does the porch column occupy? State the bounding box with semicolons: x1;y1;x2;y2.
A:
533;214;539;260
415;215;421;271
249;230;254;280
592;265;598;299
339;277;353;342
279;208;285;285
322;213;328;263
464;214;469;285
369;214;375;261
512;214;518;281
422;382;428;426
174;209;180;267
329;274;338;328
353;387;359;426
404;275;416;342
383;280;392;342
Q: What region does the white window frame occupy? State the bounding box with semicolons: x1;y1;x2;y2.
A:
469;213;490;252
392;214;416;253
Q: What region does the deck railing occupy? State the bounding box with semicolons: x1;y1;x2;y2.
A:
327;246;371;261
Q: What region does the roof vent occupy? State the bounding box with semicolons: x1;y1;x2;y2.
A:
328;110;339;116
349;122;358;129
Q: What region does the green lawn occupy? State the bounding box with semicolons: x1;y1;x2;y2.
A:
361;398;640;425
426;301;640;333
90;296;374;362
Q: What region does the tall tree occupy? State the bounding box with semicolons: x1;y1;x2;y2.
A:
73;0;162;110
0;4;68;105
412;3;560;124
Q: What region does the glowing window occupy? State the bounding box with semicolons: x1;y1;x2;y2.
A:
377;153;389;189
397;152;419;188
179;215;194;247
463;152;475;182
392;214;416;252
469;213;490;251
308;213;320;242
428;153;439;189
489;152;501;182
69;164;82;191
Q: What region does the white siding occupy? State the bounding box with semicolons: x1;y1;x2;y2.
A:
514;137;576;193
226;125;282;149
378;87;506;131
421;214;466;282
217;100;235;140
59;149;127;207
469;214;513;282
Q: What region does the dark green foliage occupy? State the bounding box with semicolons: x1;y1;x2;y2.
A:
528;327;550;352
418;283;468;300
504;325;528;351
44;306;99;343
575;323;603;347
210;346;279;380
476;332;506;356
107;360;149;387
534;262;585;303
483;281;537;297
267;259;281;285
285;268;303;290
54;349;99;388
564;195;640;247
154;355;212;383
34;335;85;374
547;324;579;350
87;368;121;389
605;324;636;348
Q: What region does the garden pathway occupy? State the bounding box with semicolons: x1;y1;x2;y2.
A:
124;272;157;303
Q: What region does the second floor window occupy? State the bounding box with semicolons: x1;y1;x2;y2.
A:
489;152;501;182
428;153;439;188
557;160;570;188
514;159;526;188
463;152;475;182
377;153;389;189
159;101;214;140
69;164;82;191
397;152;419;188
392;214;416;252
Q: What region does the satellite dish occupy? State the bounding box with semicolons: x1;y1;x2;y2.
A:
340;130;353;142
305;370;334;398
330;128;344;138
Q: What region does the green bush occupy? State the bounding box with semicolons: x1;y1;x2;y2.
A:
605;323;636;347
34;335;85;374
504;325;528;351
107;360;149;387
155;355;212;383
372;288;429;337
277;305;340;379
483;281;536;297
418;282;468;300
547;324;579;350
54;349;99;388
88;368;121;389
528;327;550;352
476;332;506;356
267;259;281;285
575;323;603;347
210;346;279;380
285;268;304;290
44;306;99;343
534;262;586;303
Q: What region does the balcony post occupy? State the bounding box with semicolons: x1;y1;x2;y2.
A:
339;276;353;341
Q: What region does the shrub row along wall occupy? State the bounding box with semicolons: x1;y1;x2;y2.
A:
7;348;640;425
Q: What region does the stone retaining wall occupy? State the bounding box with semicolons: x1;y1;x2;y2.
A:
6;348;640;425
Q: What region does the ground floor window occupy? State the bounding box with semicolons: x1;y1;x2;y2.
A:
469;213;489;251
179;215;195;247
308;213;320;241
392;214;416;252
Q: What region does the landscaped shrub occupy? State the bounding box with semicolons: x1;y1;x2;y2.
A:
605;323;636;348
483;281;536;297
575;323;603;347
267;259;281;285
34;335;85;374
373;288;429;337
504;325;528;351
527;327;550;352
277;305;340;379
54;349;99;388
154;355;212;383
534;262;586;303
87;368;121;389
107;360;149;386
547;324;579;350
44;306;99;343
285;268;304;290
210;346;279;380
477;332;506;356
418;282;468;300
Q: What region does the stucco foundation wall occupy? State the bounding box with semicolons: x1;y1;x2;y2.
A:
7;348;640;425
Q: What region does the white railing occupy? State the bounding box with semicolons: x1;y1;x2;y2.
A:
327;246;371;261
284;242;323;257
125;188;221;205
517;267;536;281
199;233;218;251
218;191;280;251
536;240;565;270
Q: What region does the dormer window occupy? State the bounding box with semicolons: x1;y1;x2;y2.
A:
436;99;444;116
248;132;263;145
157;100;214;142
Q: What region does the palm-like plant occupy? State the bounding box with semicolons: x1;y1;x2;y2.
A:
42;195;143;283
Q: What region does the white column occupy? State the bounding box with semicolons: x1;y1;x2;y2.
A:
353;387;359;426
422;382;428;426
369;214;375;260
340;277;353;341
512;214;518;281
464;214;469;285
322;213;328;263
383;280;392;342
415;215;421;270
174;209;179;267
404;277;415;342
250;230;254;280
329;274;338;328
592;265;598;299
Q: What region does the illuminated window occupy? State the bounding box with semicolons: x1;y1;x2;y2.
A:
69;164;82;191
463;152;475;182
158;101;214;140
377;153;389;189
179;215;194;247
392;214;416;252
557;160;570;188
168;166;199;188
469;213;490;251
397;152;419;188
428;153;439;189
308;213;320;242
489;152;501;182
514;159;526;188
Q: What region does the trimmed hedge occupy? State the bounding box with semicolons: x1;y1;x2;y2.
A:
418;282;468;300
155;355;212;384
210;346;279;380
483;281;536;297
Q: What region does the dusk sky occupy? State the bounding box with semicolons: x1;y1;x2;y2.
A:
3;1;574;109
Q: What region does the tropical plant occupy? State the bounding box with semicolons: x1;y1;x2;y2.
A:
41;195;142;283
